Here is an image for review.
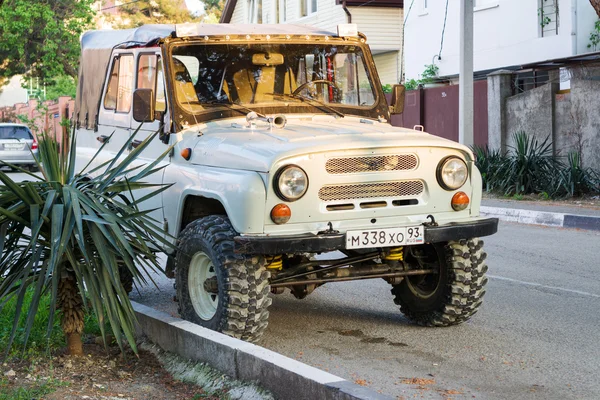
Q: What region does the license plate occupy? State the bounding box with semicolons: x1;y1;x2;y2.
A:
346;226;424;249
3;143;24;150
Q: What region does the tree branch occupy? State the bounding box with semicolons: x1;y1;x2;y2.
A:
591;0;600;19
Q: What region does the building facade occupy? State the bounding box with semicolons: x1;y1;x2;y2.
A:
404;0;598;80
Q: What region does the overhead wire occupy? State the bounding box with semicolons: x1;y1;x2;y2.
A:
438;0;449;60
400;0;416;83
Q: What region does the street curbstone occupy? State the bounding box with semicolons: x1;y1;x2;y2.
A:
132;301;394;400
480;206;600;231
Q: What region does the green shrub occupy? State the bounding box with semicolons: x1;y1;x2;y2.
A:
472;145;506;192
498;132;556;195
473;132;600;199
549;152;600;198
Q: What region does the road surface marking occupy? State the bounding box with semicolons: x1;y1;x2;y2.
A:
488;275;600;299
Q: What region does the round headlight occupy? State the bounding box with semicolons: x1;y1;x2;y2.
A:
437;157;468;190
275;165;308;201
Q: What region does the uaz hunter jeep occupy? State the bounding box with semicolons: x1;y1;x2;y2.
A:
74;23;498;342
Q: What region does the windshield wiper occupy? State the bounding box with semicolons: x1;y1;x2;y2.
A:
268;93;345;118
204;100;267;119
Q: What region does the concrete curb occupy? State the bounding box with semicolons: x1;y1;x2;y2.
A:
132;301;393;400
480;206;600;231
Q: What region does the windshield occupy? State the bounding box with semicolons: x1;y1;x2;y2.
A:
170;43;377;117
0;126;32;140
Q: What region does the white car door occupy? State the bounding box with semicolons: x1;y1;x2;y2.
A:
128;52;172;228
95;51;136;168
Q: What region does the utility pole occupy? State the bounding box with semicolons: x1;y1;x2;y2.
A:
459;0;474;147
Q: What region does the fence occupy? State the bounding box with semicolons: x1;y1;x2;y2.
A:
389;81;489;147
0;97;75;143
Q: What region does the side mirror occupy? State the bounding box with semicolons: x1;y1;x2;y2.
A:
133;88;155;123
389;84;406;115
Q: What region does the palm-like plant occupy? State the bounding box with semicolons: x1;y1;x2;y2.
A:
0;128;172;356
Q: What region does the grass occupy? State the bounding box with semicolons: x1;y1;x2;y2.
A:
0;377;69;400
0;288;103;357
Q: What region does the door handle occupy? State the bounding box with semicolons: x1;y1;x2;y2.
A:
131;139;143;149
96;135;109;143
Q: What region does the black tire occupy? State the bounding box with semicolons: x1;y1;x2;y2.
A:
175;215;271;342
391;238;488;326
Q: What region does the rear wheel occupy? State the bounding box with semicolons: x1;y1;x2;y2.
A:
391;238;488;326
175;216;272;342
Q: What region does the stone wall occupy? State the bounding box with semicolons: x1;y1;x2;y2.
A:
557;74;600;171
488;66;600;172
504;84;554;148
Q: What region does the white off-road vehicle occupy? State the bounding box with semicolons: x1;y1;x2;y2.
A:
75;23;498;342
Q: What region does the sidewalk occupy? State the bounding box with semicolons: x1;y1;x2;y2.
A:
481;198;600;231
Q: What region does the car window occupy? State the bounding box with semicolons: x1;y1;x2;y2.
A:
104;57;120;110
137;54;167;113
137;54;157;91
0;126;32;140
116;55;134;113
155;57;166;112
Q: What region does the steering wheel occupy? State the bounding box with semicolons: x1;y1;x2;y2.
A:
292;79;340;97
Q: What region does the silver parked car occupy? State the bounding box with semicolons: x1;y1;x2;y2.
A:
0;123;39;171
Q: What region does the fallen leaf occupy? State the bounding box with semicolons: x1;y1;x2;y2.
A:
402;378;435;385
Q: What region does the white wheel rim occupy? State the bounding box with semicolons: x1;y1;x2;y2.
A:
188;252;218;320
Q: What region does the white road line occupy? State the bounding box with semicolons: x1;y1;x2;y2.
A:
488;274;600;299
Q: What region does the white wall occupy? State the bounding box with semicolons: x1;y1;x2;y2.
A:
0;76;27;107
374;51;401;84
404;0;598;80
352;6;403;52
576;0;600;54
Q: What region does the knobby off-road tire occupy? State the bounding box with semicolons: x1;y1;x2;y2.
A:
391;238;488;326
175;215;272;342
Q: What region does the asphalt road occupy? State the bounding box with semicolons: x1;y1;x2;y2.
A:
129;222;600;400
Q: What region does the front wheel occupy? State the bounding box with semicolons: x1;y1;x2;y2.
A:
391;238;488;326
175;216;272;342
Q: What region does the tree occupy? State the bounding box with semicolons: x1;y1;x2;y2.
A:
203;0;224;21
0;0;94;85
0;130;172;356
45;75;77;101
591;0;600;18
114;0;199;28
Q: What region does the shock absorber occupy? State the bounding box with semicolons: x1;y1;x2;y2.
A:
384;247;404;285
385;247;404;261
266;255;283;270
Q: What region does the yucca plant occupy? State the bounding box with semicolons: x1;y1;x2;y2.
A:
472;145;507;192
0;128;172;357
499;132;557;195
551;151;600;198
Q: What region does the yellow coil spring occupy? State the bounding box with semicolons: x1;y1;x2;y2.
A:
385;247;404;261
266;255;283;270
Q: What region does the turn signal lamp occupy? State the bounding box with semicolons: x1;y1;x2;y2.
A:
451;191;470;211
271;204;291;224
181;148;192;160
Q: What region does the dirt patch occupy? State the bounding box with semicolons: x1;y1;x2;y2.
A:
1;342;217;400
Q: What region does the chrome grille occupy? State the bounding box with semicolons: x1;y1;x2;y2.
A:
325;154;418;174
318;181;424;201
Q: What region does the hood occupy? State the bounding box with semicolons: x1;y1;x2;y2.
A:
186;116;471;172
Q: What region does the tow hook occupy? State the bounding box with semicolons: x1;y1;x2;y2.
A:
423;214;438;227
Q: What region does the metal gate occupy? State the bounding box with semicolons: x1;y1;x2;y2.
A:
390;80;488;147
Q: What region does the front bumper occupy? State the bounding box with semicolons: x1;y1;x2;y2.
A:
234;217;499;255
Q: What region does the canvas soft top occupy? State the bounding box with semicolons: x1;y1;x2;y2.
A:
74;23;338;130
